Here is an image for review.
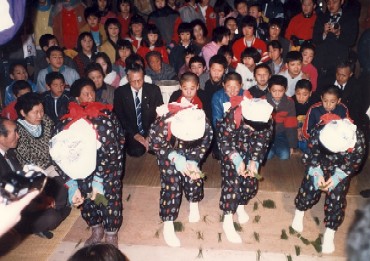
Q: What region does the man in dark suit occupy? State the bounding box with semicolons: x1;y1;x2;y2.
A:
114;64;164;157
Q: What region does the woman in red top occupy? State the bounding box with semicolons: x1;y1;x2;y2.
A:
116;0;134;39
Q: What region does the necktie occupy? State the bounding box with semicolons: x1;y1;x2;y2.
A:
135;91;144;135
4;152;15;172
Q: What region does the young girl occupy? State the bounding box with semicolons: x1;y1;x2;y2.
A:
94;52;121;88
235;47;261;90
191;19;209;50
100;18;121;64
137;24;169;65
126;14;146;51
300;42;318;92
93;0;116;26
116;0;134;39
86;62;115;104
114;39;134;71
148;100;213;247
73;32;97;77
178;47;196;77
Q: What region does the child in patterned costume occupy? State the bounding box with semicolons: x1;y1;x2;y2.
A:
291;117;366;254
218;88;274;243
148;99;213;247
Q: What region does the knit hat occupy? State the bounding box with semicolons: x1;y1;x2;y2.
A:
319;119;357;153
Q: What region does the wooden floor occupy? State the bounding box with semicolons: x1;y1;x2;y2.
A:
124;152;370;195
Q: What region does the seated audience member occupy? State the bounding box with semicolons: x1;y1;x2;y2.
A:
73;32;98;77
279;51;305;97
42;72;72;124
249;63;272;98
114;39;134;72
86;63;115;104
2;81;32;120
95;52;121;88
68;243;128;261
145;51;177;82
191;19;209;51
201;26;230;69
189;56;209;90
266;40;284;75
235;47;261;90
94;0;116;25
4;63;37;106
248;3;269;42
266;18;290;59
37;46;80;93
224;17;240;46
217;45;235;73
114;64;163;157
80;6;107;47
266;75;298;160
300;42;318;92
178;47;196;77
117;0;134;39
234;0;249;34
119;53;153;86
125;14;146;51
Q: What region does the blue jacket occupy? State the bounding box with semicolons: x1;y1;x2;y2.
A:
5;80;37;106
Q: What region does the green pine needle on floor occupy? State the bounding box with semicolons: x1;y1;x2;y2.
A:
174;222;184;232
286;254;293;261
196;231;204;240
254;215;261;223
313;216;320;226
234;222;243;232
281;229;288;240
254;232;260;242
262;199;276;209
295;245;301;256
253;202;259;211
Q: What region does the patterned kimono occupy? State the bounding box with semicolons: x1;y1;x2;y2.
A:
295;125;366;230
55;102;125;232
148;113;213;221
218;106;273;214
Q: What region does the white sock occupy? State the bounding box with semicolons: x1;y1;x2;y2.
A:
322;228;336;254
189;202;200;223
223;213;242;244
163;221;181;247
291;209;304;233
236;205;249;224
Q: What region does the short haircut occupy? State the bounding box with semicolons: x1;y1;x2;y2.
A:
116;39;134;51
336;61;354;73
217;45;234;58
0;117;11;137
209;54;228;69
295;79;312;92
178;22;193;35
268;18;284;29
212;26;230;43
183;47;196;58
67;243;127;261
254;63;271;76
224;72;242;85
70;78;96;98
234;0;247;9
189;56;206;68
15;92;43;119
180;72;199;86
46;46;63;58
300;41;315;54
12;80;32;96
267;40;282;50
125;53;145;70
117;0;133;13
268;75;288;90
145;51;162;63
84;6;100;21
241;47;261;63
249;3;262;12
45;72;65;86
39;34;57;50
85;63;105;77
76;32;97;53
9;62;26;75
241;15;257;31
104;18;122;38
321;85;341;99
285;51;302;63
126;63;145;75
191;19;208;38
95;52;113;74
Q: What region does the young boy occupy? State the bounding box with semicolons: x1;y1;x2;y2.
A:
42;72;72;124
302;85;349;139
235;47;261;90
4;63;37;105
300;42;318;92
80;6;107;47
292;118;366;254
266;40;284;75
217;45;235;73
249;63;272;98
1;80;32;120
37;46;80;93
279;51;304;97
218;85;273;243
266;75;298;160
189;56;209;90
148;101;213;247
248;3;269;42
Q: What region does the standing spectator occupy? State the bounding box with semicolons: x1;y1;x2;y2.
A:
116;0;134;39
73;32;97;77
266;18;289;59
33;0;54;50
80;6;107;47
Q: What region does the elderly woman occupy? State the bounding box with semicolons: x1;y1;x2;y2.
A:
51;78;125;247
14;92;70;238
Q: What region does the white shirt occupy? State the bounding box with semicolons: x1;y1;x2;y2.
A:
334;80;346;90
131;87;143;103
279;70;303;97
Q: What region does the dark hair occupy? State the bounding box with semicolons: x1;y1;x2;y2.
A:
217;45;234;58
39;34;57;50
267;40;282;50
116;39;134;60
234;0;247;9
209;54;228;70
68;243;127;261
191;19;208;38
0;117;12;137
241;15;257;31
126;63;144;75
300;42;315;54
95;52;113;74
70;78;96;98
254;63;272;76
45;72;65;86
146;50;162;63
46;46;64;58
104;18;122;41
224;72;242;84
15;92;43;120
183;47;196;58
336;61;355;73
180;72;199;86
125;53;145;70
117;0;133;14
224;17;237;29
129;15;146;37
295;79;312;92
9;62;27;75
321;85;341;99
268;18;284;29
285;51;302;63
12;80;32;97
189;56;206;68
241;47;261;63
76;32;97;53
177;22;193;35
142;24;164;47
249;3;262;12
84;6;101;21
85;63;105;77
212;26;230;43
268;74;288;89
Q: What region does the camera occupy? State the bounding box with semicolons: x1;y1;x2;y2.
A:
331;22;340;30
0;170;47;205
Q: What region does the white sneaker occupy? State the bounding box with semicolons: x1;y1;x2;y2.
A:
322;228;335;254
291;209;304;233
163;221;181;247
189;202;200;223
236;205;249;224
223;214;242;243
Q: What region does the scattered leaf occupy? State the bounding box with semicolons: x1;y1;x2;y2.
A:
197;231;204;240
280;229;288;240
295;245;301;256
311;234;322;253
203;215;209;224
197;247;203;258
313;216;320;226
154;229;160;238
234;222;243;232
300;236;310;245
219;214;224;222
254;215;261;223
218;232;222;242
286;254;292;261
254;232;260;242
256;250;261;261
262;199;276;209
126;194;131;202
174;222;184;232
75;239;82;248
253;202;259;211
289;226;297;235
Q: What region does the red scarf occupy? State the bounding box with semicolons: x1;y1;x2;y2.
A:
231;90;253;128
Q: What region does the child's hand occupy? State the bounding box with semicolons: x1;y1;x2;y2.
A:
297;128;304;141
237;161;247;176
